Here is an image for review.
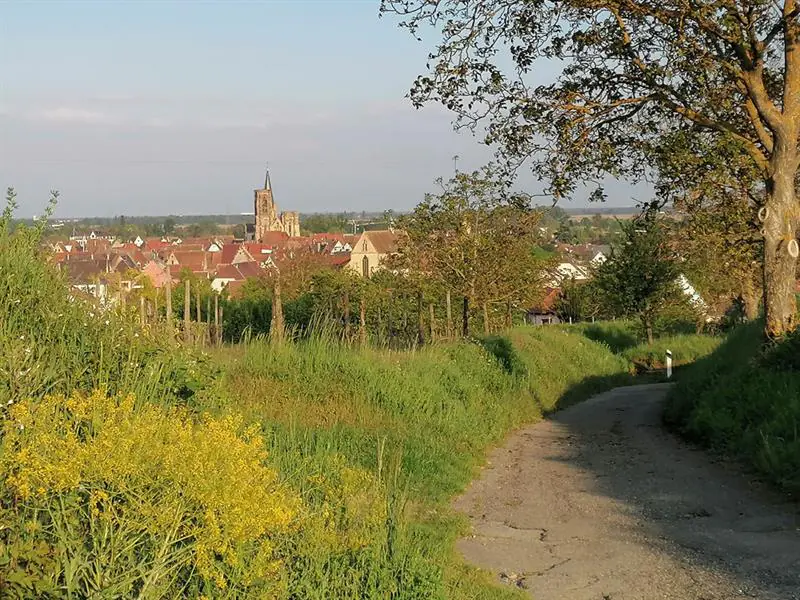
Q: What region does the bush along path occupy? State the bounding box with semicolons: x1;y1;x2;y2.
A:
454;384;800;600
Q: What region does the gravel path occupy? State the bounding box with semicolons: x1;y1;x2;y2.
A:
454;384;800;600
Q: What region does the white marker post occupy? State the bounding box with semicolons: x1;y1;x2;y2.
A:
666;349;673;379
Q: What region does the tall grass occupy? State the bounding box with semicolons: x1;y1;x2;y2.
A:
200;326;633;598
0;195;637;598
665;321;800;497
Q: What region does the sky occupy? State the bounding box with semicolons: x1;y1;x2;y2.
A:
0;0;643;218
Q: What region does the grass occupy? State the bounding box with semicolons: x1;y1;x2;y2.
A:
2;204;724;598
572;319;720;371
0;205;637;600
196;326;634;598
664;321;800;498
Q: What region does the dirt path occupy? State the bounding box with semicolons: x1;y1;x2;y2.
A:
454;384;800;600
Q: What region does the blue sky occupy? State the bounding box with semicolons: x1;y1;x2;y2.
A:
0;0;640;218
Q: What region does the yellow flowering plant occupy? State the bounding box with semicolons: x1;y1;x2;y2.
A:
0;390;300;599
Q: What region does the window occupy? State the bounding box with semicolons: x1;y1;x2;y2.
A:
362;256;370;278
362;240;368;252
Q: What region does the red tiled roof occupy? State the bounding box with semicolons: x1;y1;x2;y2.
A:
219;243;241;265
169;251;209;273
235;261;264;279
256;231;290;246
214;264;243;280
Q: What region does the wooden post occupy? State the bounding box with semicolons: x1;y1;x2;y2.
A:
429;302;435;342
483;301;490;335
184;279;191;343
214;294;220;346
218;305;224;346
139;295;146;329
270;275;284;344
342;291;351;339
462;296;469;338
165;278;172;328
207;296;212;345
196;288;201;324
446;290;453;339
359;296;367;346
417;289;425;346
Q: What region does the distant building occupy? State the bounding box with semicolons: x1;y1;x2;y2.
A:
347;230;401;278
254;167;300;241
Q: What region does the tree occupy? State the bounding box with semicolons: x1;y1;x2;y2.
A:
392;168;547;336
594;208;682;343
382;0;800;338
653;131;763;319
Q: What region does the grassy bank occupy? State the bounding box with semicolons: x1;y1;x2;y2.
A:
664;321;800;498
576;320;720;370
0;212;636;599
197;326;633;598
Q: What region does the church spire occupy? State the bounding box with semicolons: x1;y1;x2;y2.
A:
264;163;272;190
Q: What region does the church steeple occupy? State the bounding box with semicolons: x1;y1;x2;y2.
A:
264;163;272;191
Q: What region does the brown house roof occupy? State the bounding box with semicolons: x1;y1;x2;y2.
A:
365;230;400;254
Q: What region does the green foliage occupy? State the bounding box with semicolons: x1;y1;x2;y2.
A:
665;321;800;497
0;189;208;409
593;209;686;341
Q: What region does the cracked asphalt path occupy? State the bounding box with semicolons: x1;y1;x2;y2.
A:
454;384;800;600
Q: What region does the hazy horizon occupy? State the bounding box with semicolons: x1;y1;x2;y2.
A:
0;1;648;219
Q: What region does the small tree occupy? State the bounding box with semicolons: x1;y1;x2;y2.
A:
594;209;681;344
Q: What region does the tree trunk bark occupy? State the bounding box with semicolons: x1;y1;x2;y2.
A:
218;305;224;345
183;279;191;343
645;320;654;345
429;302;435;342
270;276;284;344
446;290;453;339
417;289;425;346
462;295;469;338
505;300;512;329
482;301;490;335
359;296;367;346
741;277;760;322
140;295;146;329
762;150;798;338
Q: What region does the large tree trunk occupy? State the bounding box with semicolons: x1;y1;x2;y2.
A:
482;301;490;335
763;149;799;338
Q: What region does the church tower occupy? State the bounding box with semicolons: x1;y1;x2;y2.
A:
253;165;301;240
254;166;281;242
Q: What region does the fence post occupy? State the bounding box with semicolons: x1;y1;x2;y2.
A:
184;279;191;344
666;349;673;379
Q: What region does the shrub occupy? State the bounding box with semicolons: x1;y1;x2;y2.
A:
0;390;299;598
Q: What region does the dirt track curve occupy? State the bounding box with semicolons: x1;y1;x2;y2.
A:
454;384;800;600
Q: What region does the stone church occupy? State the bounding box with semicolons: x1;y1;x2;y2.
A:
253;167;300;241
